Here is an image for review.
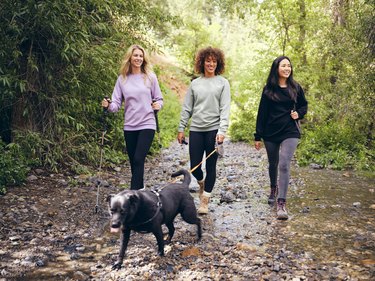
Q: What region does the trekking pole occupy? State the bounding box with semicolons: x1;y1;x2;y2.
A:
153;99;162;148
95;97;109;214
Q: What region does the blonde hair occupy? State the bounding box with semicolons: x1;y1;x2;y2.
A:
119;44;152;86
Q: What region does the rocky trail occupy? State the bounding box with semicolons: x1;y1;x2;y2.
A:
0;140;374;281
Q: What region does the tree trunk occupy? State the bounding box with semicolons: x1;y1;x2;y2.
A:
298;0;307;65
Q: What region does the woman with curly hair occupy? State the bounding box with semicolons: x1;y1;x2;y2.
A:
102;44;163;190
177;46;231;214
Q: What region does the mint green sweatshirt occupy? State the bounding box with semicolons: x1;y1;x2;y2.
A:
178;75;231;135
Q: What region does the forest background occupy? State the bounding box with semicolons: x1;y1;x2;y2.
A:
0;0;374;194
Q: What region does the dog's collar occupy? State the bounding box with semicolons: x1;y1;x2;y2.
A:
130;190;162;227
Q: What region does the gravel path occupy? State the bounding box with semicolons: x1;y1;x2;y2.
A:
0;140;373;280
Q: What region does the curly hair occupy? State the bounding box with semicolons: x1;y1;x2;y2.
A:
194;47;225;75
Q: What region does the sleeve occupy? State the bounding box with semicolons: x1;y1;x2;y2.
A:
296;84;308;120
108;76;124;113
178;84;194;132
254;90;268;141
218;79;231;136
151;73;163;109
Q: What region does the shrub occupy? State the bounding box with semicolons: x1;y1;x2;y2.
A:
0;141;29;195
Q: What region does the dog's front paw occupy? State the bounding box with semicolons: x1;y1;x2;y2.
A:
112;261;123;270
158;250;165;257
164;235;172;244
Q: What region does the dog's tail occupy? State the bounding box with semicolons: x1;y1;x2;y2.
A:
171;169;191;186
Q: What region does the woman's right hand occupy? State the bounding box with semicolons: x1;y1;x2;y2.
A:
101;97;111;108
254;141;262;150
177;132;185;144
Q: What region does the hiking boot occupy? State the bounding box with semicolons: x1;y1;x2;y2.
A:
277;199;288;220
198;194;210;215
268;186;278;204
198;179;205;199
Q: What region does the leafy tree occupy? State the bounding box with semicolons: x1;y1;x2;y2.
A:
0;0;174;173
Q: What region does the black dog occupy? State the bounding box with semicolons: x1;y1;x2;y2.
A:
107;169;202;270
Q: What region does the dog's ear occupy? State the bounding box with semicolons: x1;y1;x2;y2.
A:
106;194;114;204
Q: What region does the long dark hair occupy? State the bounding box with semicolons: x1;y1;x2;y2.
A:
264;56;299;102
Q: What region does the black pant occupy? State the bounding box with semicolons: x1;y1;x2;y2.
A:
124;129;155;190
189;130;218;193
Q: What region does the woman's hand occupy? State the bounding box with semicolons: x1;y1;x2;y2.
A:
216;134;225;144
152;102;161;111
254;141;262;150
177;132;185;144
101;97;111;108
291;110;299;120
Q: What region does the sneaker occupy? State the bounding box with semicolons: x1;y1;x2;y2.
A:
268;186;278;204
277;199;288;220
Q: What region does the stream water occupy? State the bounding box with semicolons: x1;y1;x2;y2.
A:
280;167;375;268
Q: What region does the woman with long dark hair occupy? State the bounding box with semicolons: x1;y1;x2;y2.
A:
254;56;308;219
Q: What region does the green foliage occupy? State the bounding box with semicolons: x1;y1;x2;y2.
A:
155;82;182;147
0;141;29;195
220;0;374;171
164;0;225;73
297;123;374;171
0;0;175;176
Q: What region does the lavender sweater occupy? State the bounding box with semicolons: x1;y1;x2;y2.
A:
108;73;163;131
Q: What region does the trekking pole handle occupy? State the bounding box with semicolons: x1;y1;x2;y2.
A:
152;99;160;133
103;96;111;113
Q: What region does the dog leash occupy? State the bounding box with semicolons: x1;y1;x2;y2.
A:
155;147;218;191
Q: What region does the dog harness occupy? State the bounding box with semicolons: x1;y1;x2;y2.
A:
130;190;162;228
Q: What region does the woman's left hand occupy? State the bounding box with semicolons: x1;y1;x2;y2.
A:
216;134;225;144
152;102;161;111
291;110;299;120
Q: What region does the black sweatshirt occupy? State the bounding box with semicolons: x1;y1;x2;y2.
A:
254;84;308;143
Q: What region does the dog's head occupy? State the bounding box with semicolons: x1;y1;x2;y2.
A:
107;191;140;233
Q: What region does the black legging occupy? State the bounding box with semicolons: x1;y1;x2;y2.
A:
124;129;155;190
189;130;218;193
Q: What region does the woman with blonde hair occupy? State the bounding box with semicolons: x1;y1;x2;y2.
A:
102;44;163;190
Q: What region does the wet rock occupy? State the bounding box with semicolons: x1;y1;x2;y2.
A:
353;202;361;207
70;253;81;260
220;191;235;203
181;246;200;257
9;236;21;242
73;271;89;281
309;163;323;169
35;259;46;267
302;206;310;213
34;169;45;175
27;175;38;182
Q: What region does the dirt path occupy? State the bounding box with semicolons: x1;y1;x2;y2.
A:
0;140;373;281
